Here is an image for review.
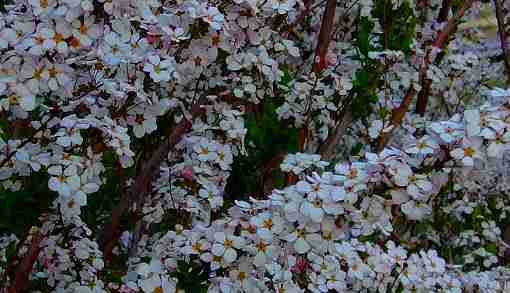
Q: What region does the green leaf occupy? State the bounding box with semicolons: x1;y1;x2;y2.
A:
357;17;374;57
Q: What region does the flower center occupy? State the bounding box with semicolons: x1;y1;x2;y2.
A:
223;238;233;249
212;34;221;47
256;241;268;252
464;147;475;157
191;242;202;253
8;95;18;105
35;36;45;45
48;67;58;78
238;271;246;281
323;231;332;240
53;32;65;43
79;24;88;35
67;198;76;209
34;68;44;80
263;219;273;230
348;169;358;179
313;199;322;208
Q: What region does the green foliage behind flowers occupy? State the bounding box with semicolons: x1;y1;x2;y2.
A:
225;98;299;199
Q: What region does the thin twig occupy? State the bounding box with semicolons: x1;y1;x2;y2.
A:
494;0;510;84
4;231;42;293
376;85;417;150
415;0;473;116
437;0;452;23
0;126;46;170
286;0;337;184
318;111;354;161
126;100;205;257
383;0;392;49
312;0;338;73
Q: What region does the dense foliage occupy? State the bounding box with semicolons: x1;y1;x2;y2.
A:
1;0;510;292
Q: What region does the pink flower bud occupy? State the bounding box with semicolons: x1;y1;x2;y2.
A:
181;166;194;181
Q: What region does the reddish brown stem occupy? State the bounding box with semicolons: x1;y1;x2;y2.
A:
296;0;337;155
312;0;337;73
377;86;418;150
99;162;127;264
4;232;42;293
494;0;510;84
127;102;204;257
415;0;473;116
437;0;452;23
318;111;354;161
99;102;204;259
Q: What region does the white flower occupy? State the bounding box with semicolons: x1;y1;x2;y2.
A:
486;130;510;158
252;238;275;267
397;171;432;200
405;135;439;155
182;232;211;258
12;83;36;111
131;113;157;138
198;183;223;209
464;109;481;137
450;137;484;166
23;28;48;56
216;144;233;170
281;153;328;175
300;197;343;222
251;212;284;240
422;250;445;274
102;32;128;66
286;222;321;254
317;217;346;253
203;7;225;31
295;174;332;201
39;22;72;54
271;0;296;14
0;28;18;49
29;0;57;16
14;143;49;172
72;16;100;48
211;231;245;263
55;116;89;147
193;140;218;162
46;64;71;92
229;258;258;292
144;55;176;82
401;200;432;220
488;87;510;98
270;189;303;222
334;162;367;186
430;118;464;144
71;179;99;207
48;165;80;196
20;62;48;95
275;40;300;57
138;274;161;293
